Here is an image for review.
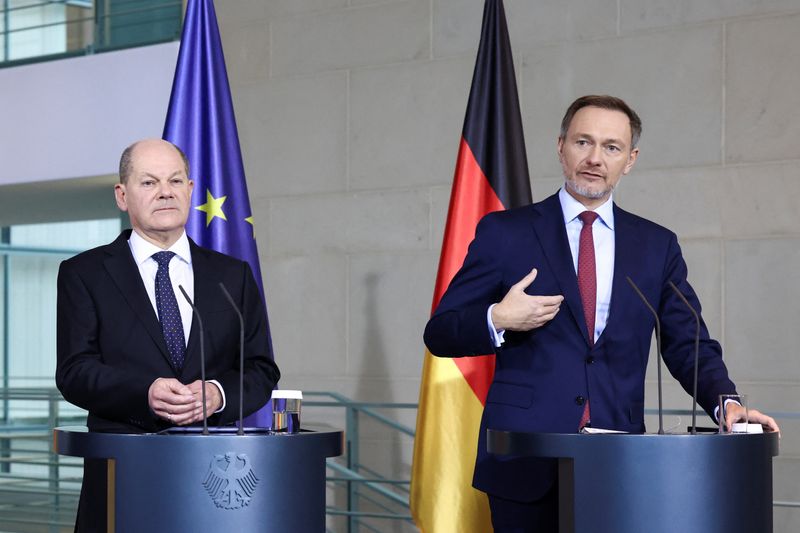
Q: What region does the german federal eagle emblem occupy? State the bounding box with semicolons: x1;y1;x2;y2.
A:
202;452;259;510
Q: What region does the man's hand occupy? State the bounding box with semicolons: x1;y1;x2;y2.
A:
148;378;202;425
187;380;223;422
724;403;780;434
491;268;564;331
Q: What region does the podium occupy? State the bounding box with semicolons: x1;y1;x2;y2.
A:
487;430;779;533
54;426;343;532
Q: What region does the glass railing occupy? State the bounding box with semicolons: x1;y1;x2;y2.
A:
0;0;182;68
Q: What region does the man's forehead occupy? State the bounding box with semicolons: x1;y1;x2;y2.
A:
131;140;181;159
137;169;187;180
567;106;632;141
130;146;185;173
570;106;630;127
131;163;187;178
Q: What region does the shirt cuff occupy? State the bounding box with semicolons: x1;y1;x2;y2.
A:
487;304;506;348
207;379;226;413
713;398;741;423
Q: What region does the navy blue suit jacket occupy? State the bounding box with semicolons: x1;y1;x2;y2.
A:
424;192;736;501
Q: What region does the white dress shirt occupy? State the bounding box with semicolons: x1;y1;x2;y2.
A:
127;230;225;411
489;187;615;346
128;230;194;340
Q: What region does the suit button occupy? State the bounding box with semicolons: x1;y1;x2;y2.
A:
575;395;585;406
586;356;595;364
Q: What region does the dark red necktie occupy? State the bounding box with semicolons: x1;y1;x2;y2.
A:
577;211;598;429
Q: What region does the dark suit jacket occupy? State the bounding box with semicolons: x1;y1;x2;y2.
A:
56;230;280;532
424;192;736;502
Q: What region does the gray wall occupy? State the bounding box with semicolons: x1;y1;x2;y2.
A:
1;1;796;529
216;0;800;530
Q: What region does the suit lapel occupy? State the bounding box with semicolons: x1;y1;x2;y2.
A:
530;194;591;346
183;241;216;372
103;231;172;364
596;204;643;348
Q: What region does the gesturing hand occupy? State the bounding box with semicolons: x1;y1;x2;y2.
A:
491;268;564;331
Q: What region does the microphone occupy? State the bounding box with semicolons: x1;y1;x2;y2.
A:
178;285;209;435
626;277;664;435
667;281;700;435
218;282;245;436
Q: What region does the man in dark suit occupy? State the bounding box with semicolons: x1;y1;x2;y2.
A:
423;95;778;532
56;138;280;532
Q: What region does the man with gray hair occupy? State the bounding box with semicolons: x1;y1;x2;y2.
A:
56;139;280;531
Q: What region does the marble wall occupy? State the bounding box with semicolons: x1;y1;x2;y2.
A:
216;1;800;529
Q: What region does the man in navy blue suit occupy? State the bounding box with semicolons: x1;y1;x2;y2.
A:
423;95;779;531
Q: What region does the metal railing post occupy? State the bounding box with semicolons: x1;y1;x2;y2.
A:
3;0;9;62
1;233;10;475
346;404;359;533
0;389;8;475
49;392;60;533
2;228;10;424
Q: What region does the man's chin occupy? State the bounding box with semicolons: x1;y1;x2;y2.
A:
150;211;186;224
146;218;187;234
566;179;611;200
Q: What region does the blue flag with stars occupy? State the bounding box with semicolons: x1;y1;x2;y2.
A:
163;0;273;426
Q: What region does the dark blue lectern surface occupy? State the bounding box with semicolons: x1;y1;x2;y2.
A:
487;430;779;533
54;426;343;533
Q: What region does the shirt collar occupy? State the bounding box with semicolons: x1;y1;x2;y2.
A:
128;230;192;266
558;186;615;230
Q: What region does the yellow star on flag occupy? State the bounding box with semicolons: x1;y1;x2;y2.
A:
195;190;228;227
245;216;255;238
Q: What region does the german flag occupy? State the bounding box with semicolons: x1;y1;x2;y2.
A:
411;1;532;530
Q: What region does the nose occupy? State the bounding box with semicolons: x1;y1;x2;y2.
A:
585;145;603;166
157;182;175;198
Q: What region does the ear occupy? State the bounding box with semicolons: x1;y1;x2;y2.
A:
622;147;639;175
556;137;565;163
114;184;128;212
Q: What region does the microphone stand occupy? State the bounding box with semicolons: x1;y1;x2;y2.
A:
626;277;664;434
178;285;208;435
667;281;700;435
219;283;246;436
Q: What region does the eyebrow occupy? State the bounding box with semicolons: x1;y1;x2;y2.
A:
140;170;185;180
573;132;627;147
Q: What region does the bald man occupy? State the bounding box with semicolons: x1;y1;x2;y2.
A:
56;139;280;532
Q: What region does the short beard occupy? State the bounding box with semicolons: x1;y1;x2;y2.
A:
565;176;614;200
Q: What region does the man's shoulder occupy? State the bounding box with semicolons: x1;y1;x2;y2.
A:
189;244;255;296
189;242;248;271
614;203;677;240
60;231;128;270
479;192;557;227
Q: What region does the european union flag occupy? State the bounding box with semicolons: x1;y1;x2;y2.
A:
163;0;273;426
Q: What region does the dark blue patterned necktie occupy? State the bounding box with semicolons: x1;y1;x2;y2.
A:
152;251;186;370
